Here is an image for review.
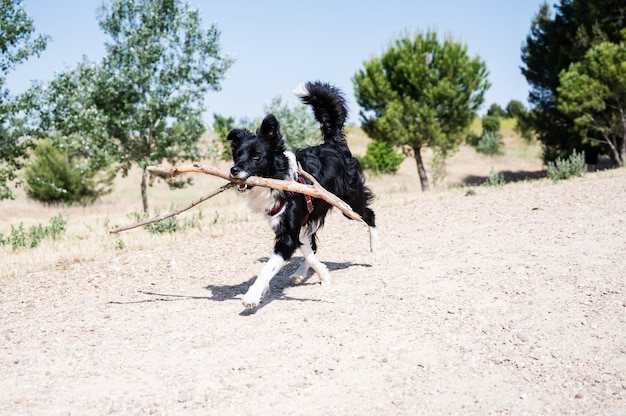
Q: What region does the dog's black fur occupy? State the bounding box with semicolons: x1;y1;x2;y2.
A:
227;81;376;308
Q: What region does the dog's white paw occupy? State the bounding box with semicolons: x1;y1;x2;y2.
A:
318;265;331;286
242;295;260;309
242;287;264;309
291;274;305;285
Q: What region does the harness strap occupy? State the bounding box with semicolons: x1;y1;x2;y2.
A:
267;174;314;225
298;174;314;225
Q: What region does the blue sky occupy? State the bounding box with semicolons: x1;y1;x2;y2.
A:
8;0;556;125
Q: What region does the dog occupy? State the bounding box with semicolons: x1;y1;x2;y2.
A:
227;81;377;309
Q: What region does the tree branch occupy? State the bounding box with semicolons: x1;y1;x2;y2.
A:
147;163;364;223
109;162;365;234
108;182;235;234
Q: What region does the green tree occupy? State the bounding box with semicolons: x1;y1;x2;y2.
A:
486;103;506;118
521;0;626;164
557;34;626;166
31;60;118;183
505;99;534;142
97;0;234;212
353;30;490;191
262;96;319;150
211;96;319;161
481;115;501;134
506;100;526;119
210;113;235;161
0;0;49;199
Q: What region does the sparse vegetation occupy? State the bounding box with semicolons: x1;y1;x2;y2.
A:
547;150;587;182
0;213;66;250
359;140;405;174
476;130;504;156
485;168;505;186
128;207;205;235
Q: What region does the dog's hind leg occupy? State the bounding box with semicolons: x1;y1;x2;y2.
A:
242;253;286;309
298;236;331;286
290;259;310;285
290;232;312;284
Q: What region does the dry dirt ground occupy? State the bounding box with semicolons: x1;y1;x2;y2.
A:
1;160;625;414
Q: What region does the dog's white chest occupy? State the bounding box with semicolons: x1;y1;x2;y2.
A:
247;187;280;215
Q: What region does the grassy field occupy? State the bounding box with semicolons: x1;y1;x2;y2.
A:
0;121;544;279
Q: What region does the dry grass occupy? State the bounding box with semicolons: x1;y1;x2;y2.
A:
0;125;546;280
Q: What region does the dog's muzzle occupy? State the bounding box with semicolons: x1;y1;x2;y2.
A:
230;166;252;193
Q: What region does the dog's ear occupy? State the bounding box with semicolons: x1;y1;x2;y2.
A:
227;129;246;144
259;114;281;141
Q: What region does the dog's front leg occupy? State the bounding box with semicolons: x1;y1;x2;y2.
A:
242;253;285;309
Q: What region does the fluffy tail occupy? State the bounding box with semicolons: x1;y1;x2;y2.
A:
293;81;348;145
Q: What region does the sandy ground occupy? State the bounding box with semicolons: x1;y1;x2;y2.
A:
1;170;625;415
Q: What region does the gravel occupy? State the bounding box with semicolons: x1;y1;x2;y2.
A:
1;173;625;415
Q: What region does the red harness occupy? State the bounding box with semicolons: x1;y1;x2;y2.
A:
268;174;314;225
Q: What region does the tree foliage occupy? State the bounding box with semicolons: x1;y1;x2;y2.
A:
353;30;490;191
360;140;405;175
32;0;233;211
100;0;234;211
557;34;626;166
261;96;320;150
486;103;506;118
506;100;525;119
521;0;626;164
210;96;319;161
0;0;49;199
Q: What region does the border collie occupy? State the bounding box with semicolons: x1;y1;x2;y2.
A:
227;81;377;309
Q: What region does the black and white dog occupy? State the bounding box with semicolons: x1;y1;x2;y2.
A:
227;81;377;309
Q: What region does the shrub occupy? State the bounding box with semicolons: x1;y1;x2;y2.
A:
485;168;505;187
465;131;481;147
24;139;114;205
476;130;504;156
129;208;203;235
486;103;507;118
506;100;526;119
0;214;67;250
481;115;501;133
547;149;587;182
360;140;405;174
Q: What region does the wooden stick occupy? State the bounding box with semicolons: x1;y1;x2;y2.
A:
146;163;365;223
108;182;235;234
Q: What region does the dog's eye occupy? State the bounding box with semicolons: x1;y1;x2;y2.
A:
252;154;260;161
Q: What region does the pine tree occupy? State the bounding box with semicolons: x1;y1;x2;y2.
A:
353;30;489;191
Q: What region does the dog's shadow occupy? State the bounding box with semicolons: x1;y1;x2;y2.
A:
205;257;371;315
108;258;370;315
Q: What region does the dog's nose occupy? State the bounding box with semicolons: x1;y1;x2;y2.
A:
230;166;240;177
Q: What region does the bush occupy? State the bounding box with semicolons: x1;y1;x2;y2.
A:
547;150;587;182
465;131;481;147
476;130;504;156
360;140;405;174
24;139;114;205
484;168;505;187
506;100;526;119
481;115;501;133
486;103;507;118
129;208;203;235
0;214;67;250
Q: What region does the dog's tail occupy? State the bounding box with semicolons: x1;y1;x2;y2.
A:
294;81;348;145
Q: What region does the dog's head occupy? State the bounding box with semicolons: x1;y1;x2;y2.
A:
228;114;285;192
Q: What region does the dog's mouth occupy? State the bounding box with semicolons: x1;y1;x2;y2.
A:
237;183;253;193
